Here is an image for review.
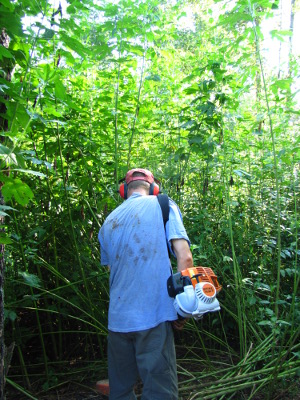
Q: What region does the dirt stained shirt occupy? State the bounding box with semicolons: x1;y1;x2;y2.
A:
98;192;190;333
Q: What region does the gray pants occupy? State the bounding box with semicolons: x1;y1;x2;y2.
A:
107;321;178;400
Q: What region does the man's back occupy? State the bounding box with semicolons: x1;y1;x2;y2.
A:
99;193;177;332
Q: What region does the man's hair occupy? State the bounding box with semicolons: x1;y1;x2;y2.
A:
127;172;150;192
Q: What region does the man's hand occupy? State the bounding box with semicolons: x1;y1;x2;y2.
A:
172;318;187;331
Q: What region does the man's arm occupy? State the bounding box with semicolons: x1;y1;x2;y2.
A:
171;239;193;330
171;238;193;272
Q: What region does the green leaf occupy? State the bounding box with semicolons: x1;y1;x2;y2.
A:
181;120;196;129
14;104;31;128
0;232;13;244
189;136;203;144
60;33;90;58
270;30;293;41
247;296;256;306
0;0;14;11
182;74;197;83
276;320;291;326
55;79;67;100
0;45;13;60
0;144;18;165
19;271;41;288
43;28;55;40
65;98;82;111
1;177;34;206
0;9;23;36
258;320;272;326
4;309;17;322
273;78;292;91
12;169;47;178
233;169;252;180
145;74;161;82
183;83;200;94
0;205;17;212
265;308;274;317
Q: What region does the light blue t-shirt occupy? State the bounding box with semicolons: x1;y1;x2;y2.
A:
98;193;190;333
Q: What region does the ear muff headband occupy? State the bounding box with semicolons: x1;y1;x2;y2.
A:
119;180;160;199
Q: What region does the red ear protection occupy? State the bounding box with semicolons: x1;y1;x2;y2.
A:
119;168;160;199
119;181;160;199
119;182;127;199
150;182;160;196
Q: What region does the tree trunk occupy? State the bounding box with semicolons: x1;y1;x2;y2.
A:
277;0;283;78
0;27;13;400
288;0;296;77
0;213;5;400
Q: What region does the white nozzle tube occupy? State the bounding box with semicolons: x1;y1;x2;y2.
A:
174;285;197;318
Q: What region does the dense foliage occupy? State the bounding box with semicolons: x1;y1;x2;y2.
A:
1;0;299;398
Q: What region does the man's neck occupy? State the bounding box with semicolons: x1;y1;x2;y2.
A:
127;188;149;198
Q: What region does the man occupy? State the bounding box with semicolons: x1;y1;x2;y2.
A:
98;168;193;400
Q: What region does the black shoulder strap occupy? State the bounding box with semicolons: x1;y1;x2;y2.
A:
157;194;169;228
157;194;172;263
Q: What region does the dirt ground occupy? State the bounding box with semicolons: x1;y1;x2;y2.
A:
6;384;107;400
5;379;144;400
6;382;300;400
